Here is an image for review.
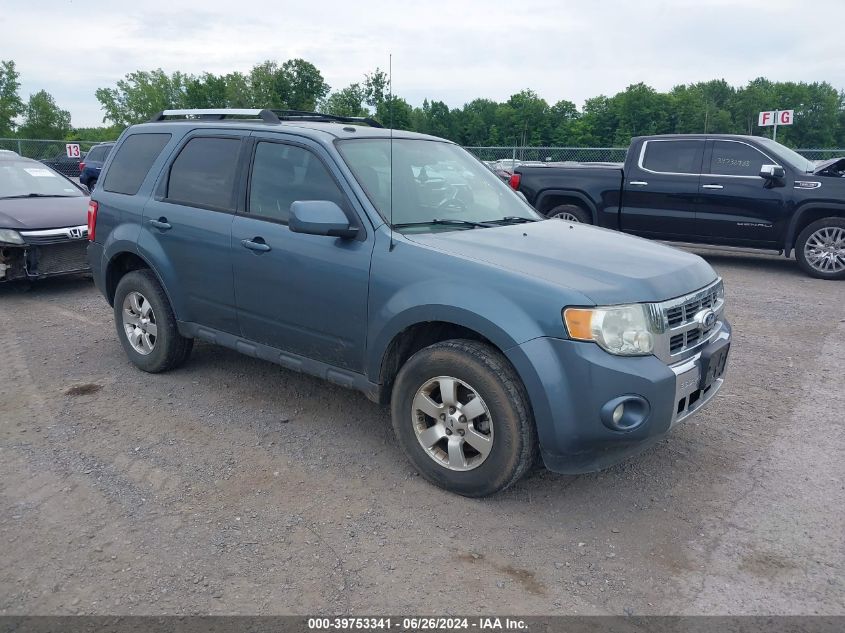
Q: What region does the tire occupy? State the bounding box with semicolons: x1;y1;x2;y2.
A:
390;339;538;497
113;269;193;372
546;204;591;223
795;217;845;280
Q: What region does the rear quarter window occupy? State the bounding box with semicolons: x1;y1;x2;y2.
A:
103;134;171;195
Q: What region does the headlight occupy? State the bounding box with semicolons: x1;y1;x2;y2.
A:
563;303;660;356
0;229;24;245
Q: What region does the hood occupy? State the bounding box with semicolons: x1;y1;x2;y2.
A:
406;220;717;305
0;196;89;231
812;157;845;176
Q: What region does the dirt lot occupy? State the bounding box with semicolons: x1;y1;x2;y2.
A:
0;248;843;616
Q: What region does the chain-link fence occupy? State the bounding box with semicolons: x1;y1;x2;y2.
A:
0;138;107;178
465;146;845;165
1;139;842;176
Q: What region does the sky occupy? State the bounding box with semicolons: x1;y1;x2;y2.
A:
2;0;844;128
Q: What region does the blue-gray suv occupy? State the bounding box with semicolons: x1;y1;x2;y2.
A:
87;109;732;496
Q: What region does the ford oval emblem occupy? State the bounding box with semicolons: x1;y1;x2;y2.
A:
695;309;716;329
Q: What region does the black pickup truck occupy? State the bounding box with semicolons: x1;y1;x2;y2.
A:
510;134;845;279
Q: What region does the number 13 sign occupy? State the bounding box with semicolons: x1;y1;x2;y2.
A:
65;143;81;158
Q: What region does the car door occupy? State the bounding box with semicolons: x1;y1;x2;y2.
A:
141;132;247;334
697;139;788;247
231;135;374;372
620;138;704;238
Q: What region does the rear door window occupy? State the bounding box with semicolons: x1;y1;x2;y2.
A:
103;133;171;195
165;137;242;212
640;140;705;175
709;141;770;177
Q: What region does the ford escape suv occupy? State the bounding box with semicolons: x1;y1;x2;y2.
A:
88;109;731;497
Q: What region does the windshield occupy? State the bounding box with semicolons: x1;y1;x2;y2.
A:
336;139;540;230
0;161;83;198
756;138;814;173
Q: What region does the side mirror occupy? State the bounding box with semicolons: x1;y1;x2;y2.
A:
760;164;785;180
289;200;358;239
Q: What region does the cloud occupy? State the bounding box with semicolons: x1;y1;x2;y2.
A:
2;0;843;128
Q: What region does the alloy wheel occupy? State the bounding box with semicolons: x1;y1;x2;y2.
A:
411;376;494;471
550;210;582;222
804;226;845;274
122;291;157;355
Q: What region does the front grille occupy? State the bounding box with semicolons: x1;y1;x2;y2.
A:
658;279;724;360
20;226;88;245
33;242;89;275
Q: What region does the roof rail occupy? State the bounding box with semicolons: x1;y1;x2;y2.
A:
149;109;281;123
270;109;384;128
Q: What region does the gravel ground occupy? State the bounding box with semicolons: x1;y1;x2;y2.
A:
0;248;843;616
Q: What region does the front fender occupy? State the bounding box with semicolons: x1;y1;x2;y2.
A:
784;201;845;256
365;230;582;381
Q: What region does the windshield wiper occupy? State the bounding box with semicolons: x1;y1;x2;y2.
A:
0;193;77;199
393;218;496;229
485;216;539;225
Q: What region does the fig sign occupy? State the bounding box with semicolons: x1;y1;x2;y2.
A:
758;109;794;141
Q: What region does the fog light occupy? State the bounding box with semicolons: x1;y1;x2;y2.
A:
612;403;625;425
600;395;650;432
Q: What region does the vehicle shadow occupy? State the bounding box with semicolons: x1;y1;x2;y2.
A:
683;248;805;278
0;275;93;299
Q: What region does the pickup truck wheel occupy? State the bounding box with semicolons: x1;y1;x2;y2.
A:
795;218;845;279
391;339;538;497
113;269;193;372
546;204;591;224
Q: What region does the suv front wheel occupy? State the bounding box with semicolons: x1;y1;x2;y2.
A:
795;217;845;280
113;269;193;372
391;339;538;497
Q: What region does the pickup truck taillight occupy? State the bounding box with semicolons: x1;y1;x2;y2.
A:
509;173;521;190
78;162;85;173
87;200;98;242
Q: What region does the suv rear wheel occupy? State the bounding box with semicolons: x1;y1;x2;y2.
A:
546;204;591;223
390;339;538;497
113;269;193;372
795;217;845;279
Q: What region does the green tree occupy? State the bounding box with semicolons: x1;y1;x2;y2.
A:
611;83;673;144
364;68;389;109
96;69;188;126
375;95;413;130
0;60;23;137
280;59;329;111
322;83;367;117
223;72;251;107
185;73;227;108
18;90;71;139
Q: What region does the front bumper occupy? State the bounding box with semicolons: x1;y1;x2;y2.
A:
0;227;91;281
506;320;731;474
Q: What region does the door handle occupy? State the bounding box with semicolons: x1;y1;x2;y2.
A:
629;181;648;186
148;218;172;230
702;184;724;190
241;238;271;253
